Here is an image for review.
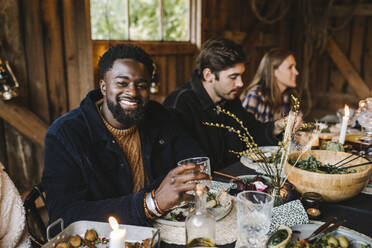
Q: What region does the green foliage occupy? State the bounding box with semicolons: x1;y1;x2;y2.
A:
90;0;128;40
90;0;189;41
130;0;159;40
163;0;189;41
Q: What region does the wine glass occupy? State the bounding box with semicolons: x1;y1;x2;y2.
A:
357;98;372;144
236;191;274;248
357;111;372;144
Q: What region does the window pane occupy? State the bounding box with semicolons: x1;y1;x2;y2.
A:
163;0;189;41
129;0;160;41
90;0;128;40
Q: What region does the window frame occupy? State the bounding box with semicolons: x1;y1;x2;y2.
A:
90;0;201;46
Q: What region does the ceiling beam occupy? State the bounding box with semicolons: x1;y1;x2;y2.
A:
326;36;371;99
0;101;48;147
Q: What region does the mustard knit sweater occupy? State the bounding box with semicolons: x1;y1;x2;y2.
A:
97;101;147;193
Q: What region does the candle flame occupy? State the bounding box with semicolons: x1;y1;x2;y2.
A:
344;104;349;117
109;216;119;230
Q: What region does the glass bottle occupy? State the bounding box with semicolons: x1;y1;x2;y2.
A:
185;184;216;248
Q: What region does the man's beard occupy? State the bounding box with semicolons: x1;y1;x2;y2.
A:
107;96;146;127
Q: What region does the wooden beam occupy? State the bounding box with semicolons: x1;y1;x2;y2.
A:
41;0;68;120
347;17;364;94
0;101;48;147
22;0;50;123
364;18;372;89
326;36;371;99
63;0;95;109
330;4;372;17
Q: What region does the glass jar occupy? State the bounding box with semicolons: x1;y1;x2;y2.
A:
301;192;323;219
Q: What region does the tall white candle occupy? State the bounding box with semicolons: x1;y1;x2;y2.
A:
109;217;126;248
338;105;350;144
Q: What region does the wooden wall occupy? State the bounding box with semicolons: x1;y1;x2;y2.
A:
0;0;93;194
201;0;372;119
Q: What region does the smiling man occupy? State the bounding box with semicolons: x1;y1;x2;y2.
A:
164;38;288;171
42;44;209;228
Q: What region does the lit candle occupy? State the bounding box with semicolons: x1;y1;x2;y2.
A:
338;104;350;144
109;216;126;248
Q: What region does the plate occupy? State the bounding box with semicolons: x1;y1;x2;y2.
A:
154;181;234;227
240;146;280;175
290;221;372;246
42;220;159;248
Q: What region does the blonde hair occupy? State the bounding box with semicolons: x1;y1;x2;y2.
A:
241;48;295;110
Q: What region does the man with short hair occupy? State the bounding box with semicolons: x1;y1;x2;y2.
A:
164;38;291;171
42;44;209;227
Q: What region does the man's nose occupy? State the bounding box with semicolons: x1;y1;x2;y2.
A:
236;77;244;87
126;83;138;96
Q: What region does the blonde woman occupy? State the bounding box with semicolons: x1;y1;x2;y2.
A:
241;48;299;122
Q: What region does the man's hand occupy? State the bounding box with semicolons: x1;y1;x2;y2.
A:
154;163;211;212
273;113;303;135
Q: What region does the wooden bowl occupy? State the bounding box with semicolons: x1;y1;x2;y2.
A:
285;150;372;202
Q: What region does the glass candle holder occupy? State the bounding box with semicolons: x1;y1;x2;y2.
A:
301;192;323;219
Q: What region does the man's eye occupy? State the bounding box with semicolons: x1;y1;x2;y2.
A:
117;81;129;87
230;76;238;80
136;83;148;90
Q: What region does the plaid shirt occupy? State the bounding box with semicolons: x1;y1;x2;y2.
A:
242;85;290;123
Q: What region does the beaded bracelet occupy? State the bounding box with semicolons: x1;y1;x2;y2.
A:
151;189;164;215
145;191;162;217
143;193;155;220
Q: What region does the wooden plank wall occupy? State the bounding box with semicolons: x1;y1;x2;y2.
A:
201;0;372;119
0;0;94;193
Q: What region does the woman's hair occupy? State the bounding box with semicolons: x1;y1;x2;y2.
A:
241;48;295;109
196;38;247;81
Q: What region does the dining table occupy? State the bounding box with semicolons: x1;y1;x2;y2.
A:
215;161;372;237
161;160;372;248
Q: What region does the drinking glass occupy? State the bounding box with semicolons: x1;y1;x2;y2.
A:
178;157;211;187
236;191;274;248
177;157;211;175
357;98;372;144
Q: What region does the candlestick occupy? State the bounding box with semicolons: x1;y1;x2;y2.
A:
338;105;350;144
109;217;126;248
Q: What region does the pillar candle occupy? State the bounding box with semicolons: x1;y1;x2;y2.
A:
109;217;126;248
338;105;349;144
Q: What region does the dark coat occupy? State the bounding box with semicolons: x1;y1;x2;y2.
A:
163;71;278;171
42;89;204;227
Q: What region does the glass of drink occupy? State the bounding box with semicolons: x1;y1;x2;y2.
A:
178;157;211;187
236;191;274;248
177;157;211;175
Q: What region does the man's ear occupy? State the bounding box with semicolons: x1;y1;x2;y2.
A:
100;80;106;96
273;68;279;82
202;68;215;83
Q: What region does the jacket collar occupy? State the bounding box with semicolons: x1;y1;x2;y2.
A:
190;71;216;111
79;89;114;144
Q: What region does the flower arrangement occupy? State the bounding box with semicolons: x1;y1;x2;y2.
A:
204;96;318;200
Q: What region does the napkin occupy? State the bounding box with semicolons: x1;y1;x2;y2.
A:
269;199;309;233
210;181;235;193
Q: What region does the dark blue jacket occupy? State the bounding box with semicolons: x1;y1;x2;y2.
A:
42;89;204;227
164;71;278;171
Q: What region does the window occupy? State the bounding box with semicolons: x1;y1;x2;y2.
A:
90;0;190;41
